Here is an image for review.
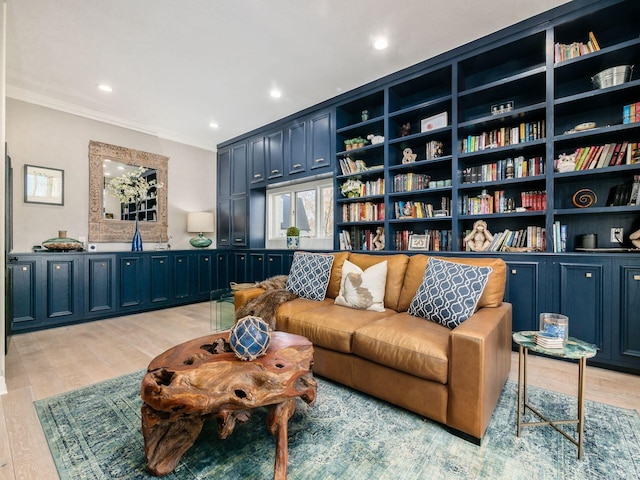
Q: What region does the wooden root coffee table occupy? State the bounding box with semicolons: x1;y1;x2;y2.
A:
140;331;316;479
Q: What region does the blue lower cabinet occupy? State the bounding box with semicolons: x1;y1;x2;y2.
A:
504;259;545;333
119;255;146;309
84;255;116;318
8;257;38;331
614;262;640;370
150;255;171;304
250;253;265;282
216;252;231;290
173;254;191;300
193;253;214;297
234;252;248;283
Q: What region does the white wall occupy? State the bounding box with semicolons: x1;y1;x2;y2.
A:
6;98;216;252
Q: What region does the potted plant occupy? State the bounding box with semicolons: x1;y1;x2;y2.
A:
355;137;366;149
286;226;300;249
344;139;353;151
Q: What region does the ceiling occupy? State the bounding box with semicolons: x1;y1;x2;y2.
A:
6;0;571;152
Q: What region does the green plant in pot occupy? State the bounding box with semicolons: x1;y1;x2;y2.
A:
286;226;300;249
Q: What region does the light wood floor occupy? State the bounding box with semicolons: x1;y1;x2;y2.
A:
1;303;639;480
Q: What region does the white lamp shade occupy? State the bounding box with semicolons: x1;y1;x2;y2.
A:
187;212;214;233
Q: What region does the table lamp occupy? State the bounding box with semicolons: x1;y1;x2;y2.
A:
187;212;214;248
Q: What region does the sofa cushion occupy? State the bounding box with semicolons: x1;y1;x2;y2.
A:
326;252;350;299
408;258;492;329
334;260;387;312
286;304;394;353
397;255;506;312
286;252;334;301
347;253;409;310
274;297;334;331
352;312;450;384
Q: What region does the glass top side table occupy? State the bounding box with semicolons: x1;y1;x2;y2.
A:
512;331;597;459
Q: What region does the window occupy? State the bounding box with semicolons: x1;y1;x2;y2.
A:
267;178;334;249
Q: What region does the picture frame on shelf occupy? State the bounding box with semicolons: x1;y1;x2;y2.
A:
24;164;64;205
420;112;448;132
408;234;428;250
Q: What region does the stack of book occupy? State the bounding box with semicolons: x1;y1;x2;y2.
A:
534;331;564;349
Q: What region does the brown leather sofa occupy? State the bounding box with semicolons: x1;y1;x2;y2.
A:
234;252;512;443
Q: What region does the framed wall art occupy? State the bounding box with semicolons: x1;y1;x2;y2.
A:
24;164;64;205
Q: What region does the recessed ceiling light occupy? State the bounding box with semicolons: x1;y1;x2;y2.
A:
209;122;219;129
97;84;113;93
373;37;389;50
270;88;282;98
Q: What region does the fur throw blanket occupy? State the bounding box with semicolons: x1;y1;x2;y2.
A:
235;275;297;329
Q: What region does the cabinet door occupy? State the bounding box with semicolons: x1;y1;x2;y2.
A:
150;255;170;304
234;252;248;283
217;148;231;197
195;253;213;296
504;260;544;332
250;253;265;282
617;263;640;367
286;121;306;176
267;253;286;277
217;198;231;247
231;196;247;246
308;110;332;170
45;257;82;325
9;258;38;330
216;252;231;290
555;261;606;355
120;255;145;309
173;254;191;299
85;255;116;317
249;136;266;185
231;143;247;195
267;130;284;180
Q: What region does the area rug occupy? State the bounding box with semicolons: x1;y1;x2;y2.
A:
35;371;640;480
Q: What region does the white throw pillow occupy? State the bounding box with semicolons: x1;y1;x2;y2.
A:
334;259;387;312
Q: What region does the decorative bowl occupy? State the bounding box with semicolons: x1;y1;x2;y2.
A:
591;65;633;89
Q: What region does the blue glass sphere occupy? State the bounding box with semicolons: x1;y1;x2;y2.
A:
229;316;272;361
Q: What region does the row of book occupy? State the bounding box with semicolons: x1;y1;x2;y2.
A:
425;140;445;160
622;103;640;124
461;156;545;184
551;221;567;253
568;142;639;171
338;227;384;251
338;156;383;176
393;197;451;219
394;229;452;251
460;191;547;215
341;202;385;223
459;120;545;154
466;226;546;252
554;31;600;63
392;173;432;192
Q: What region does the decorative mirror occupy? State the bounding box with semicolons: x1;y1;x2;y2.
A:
89;140;169;242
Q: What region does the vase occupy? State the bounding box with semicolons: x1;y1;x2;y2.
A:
42;230;83;251
132;218;143;251
286;236;299;249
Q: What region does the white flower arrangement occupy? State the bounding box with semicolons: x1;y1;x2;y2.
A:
340;179;363;197
106;166;164;207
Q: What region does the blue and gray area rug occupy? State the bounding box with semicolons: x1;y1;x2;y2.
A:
35;371;640;479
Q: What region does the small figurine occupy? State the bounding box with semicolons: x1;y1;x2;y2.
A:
402;147;417;164
367;134;384;145
400;123;411;137
463;219;494;252
372;226;385;251
556;152;577;173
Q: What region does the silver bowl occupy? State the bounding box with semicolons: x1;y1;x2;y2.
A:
591;65;633;89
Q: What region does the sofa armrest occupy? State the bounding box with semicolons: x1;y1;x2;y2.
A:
233;287;265;311
447;302;512;440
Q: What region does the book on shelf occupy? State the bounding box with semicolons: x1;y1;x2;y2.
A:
563;142;639;172
554;31;600;63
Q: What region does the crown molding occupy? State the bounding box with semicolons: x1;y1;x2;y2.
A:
6;85;217;152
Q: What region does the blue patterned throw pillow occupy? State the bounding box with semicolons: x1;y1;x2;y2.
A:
408;258;492;329
286;252;334;301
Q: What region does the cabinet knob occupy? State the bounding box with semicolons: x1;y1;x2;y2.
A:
634;274;640;281
258;257;262;261
293;163;302;168
101;263;106;267
22;266;28;271
254;173;262;178
511;269;517;274
8;256;18;263
204;257;209;262
240;256;245;260
160;260;164;264
55;265;61;270
271;169;279;174
235;238;242;242
126;262;131;266
315;158;324;163
178;259;182;263
585;272;592;278
269;258;273;262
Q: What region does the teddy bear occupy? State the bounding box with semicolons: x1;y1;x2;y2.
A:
556;152;577;173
